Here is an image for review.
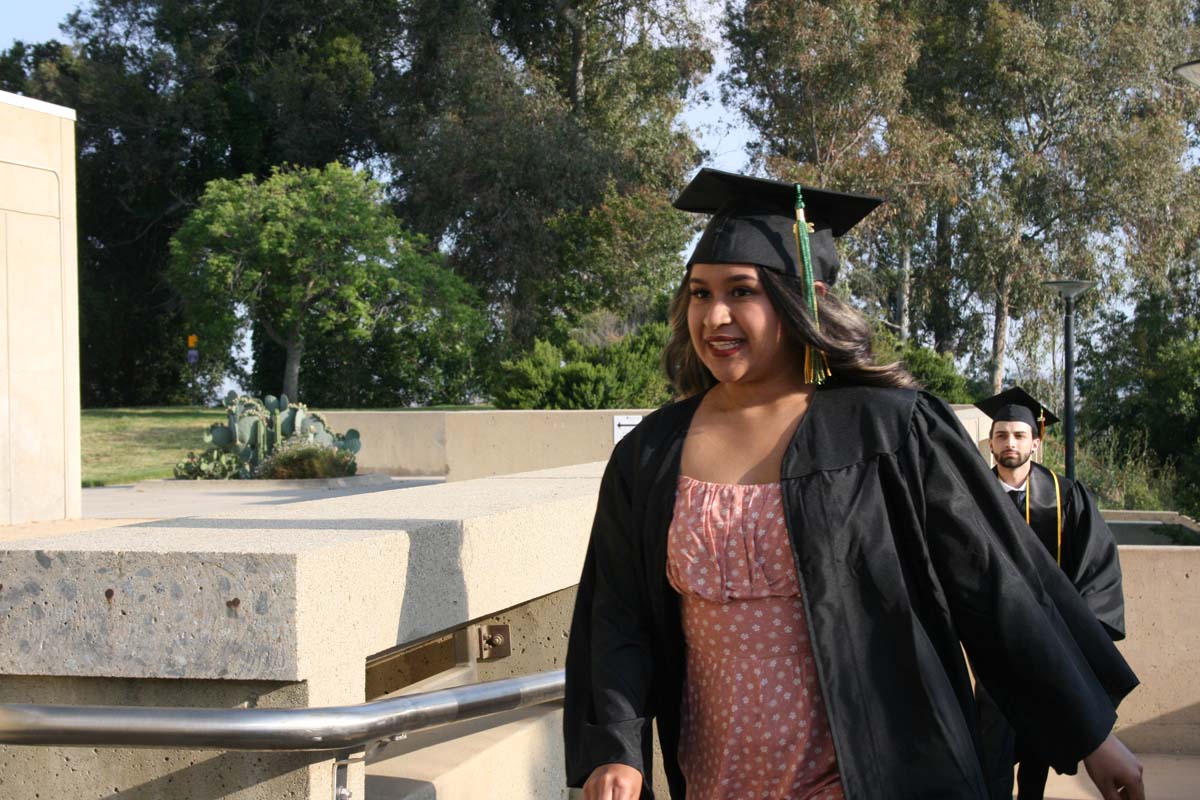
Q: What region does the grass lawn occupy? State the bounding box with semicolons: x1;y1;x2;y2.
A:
82;407;225;486
81;403;495;486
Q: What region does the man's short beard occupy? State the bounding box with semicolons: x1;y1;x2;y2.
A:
995;450;1032;469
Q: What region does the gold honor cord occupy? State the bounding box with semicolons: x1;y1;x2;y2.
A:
1052;471;1062;565
793;186;830;385
1023;470;1064;565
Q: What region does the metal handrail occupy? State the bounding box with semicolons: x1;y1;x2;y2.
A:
0;669;564;751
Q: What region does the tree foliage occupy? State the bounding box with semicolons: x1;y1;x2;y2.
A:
723;0;1200;397
2;0;710;403
1078;267;1200;515
168;163;475;402
493;322;672;409
1;0;405;405
385;0;711;350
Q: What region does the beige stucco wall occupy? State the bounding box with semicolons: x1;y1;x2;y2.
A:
1111;546;1200;754
0;91;81;525
324;408;649;481
328;405;991;482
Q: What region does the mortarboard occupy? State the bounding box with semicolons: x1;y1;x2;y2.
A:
974;386;1060;439
673;168;883;286
673;168;882;385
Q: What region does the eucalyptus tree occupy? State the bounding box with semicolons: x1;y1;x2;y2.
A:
722;0;964;343
384;0;713;351
910;0;1200;391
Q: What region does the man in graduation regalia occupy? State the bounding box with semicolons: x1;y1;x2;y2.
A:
973;387;1126;800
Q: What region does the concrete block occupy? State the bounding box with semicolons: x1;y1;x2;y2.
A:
0;549;299;680
366;704;565;800
1112;546;1200;754
0;464;603;798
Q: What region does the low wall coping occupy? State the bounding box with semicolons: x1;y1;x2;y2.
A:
0;463;604;688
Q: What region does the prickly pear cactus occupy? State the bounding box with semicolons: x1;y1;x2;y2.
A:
178;392;363;479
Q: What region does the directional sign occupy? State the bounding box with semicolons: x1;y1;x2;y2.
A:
187;348;199;365
612;415;643;444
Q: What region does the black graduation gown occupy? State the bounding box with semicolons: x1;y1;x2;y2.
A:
976;461;1127;797
563;385;1138;800
997;461;1125;639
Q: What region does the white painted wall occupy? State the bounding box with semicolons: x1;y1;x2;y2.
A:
0;90;80;524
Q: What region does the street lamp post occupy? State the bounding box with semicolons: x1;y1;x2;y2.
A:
1043;280;1095;481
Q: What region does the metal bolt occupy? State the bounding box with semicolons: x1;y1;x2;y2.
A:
485;633;505;647
336;789;352;800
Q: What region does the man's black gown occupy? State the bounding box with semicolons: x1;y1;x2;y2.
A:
563;385;1137;799
977;461;1126;799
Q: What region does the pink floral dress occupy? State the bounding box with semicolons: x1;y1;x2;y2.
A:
667;475;844;800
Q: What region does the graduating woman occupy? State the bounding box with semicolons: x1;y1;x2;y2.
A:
563;168;1143;800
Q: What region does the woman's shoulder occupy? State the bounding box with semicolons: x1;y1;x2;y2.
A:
784;383;924;476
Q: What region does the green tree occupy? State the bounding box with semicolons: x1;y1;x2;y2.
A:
909;0;1200;391
722;0;964;347
1;0;404;404
266;257;492;408
1078;270;1200;515
385;0;711;350
169;163;466;401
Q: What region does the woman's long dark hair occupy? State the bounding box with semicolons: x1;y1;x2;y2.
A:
663;265;915;398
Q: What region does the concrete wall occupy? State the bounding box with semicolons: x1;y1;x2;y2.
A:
323;408;648;481
0;463;602;799
1110;546;1200;754
327;404;989;482
0;91;81;525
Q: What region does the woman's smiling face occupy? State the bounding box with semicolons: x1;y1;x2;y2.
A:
686;263;796;386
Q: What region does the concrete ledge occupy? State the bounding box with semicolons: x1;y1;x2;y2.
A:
326;405;993;482
0;462;603;693
366;704;564;800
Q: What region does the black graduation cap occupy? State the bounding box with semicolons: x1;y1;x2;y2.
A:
673;168;883;285
974;387;1060;438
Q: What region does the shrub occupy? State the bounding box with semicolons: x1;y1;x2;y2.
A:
1041;429;1180;512
493;323;672;409
175;447;246;480
253;442;357;479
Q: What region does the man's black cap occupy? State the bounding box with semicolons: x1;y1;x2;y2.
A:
673;168;883;285
975;386;1060;434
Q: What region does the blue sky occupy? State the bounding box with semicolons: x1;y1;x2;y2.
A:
4;1;81;47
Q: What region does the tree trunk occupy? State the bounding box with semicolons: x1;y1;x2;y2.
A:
990;274;1011;393
931;207;954;354
563;5;586;112
897;242;911;343
283;337;304;401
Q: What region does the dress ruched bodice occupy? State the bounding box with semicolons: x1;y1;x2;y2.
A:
667;475;843;800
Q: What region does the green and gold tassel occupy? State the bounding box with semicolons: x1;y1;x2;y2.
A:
794;186;831;385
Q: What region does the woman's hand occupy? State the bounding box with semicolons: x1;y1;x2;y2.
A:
1083;733;1144;800
583;763;643;800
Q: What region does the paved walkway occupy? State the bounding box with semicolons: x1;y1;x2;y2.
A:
1042;752;1197;798
0;475;442;543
